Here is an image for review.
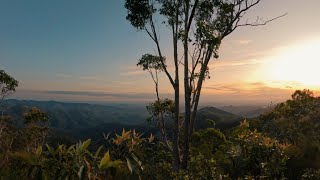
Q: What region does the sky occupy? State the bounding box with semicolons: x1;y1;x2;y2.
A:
1;0;320;106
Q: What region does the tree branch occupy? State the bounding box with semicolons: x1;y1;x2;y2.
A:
236;13;287;27
149;17;175;86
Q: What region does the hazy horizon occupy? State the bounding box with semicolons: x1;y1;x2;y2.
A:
9;88;295;107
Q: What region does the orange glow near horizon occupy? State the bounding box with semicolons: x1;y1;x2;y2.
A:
251;39;320;90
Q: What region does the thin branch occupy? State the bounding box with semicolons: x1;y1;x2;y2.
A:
223;0;287;38
145;28;156;42
149;17;175;86
186;0;199;32
149;70;157;85
236;13;287;27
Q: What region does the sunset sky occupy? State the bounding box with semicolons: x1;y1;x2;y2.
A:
1;0;320;105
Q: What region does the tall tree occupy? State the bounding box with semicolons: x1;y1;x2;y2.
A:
124;0;284;170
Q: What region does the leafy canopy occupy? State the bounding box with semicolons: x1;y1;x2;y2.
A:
0;69;18;100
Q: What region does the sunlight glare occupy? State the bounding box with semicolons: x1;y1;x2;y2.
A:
267;39;320;88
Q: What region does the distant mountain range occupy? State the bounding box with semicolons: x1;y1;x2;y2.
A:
1;99;268;141
1;99;149;139
2;99;148;126
219;105;272;118
195;107;243;130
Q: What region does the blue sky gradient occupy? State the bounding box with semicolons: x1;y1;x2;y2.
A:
1;0;320;105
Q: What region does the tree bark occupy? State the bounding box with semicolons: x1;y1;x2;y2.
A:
190;49;213;135
172;20;181;170
173;85;181;170
181;0;191;170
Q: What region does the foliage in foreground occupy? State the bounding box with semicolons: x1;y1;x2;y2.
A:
9;130;150;180
0;107;289;179
251;89;320;178
1;70;320;180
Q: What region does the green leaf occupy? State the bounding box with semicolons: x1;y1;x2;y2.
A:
99;151;111;169
57;144;65;153
131;154;142;167
95;145;103;159
67;145;75;153
78;165;86;180
126;157;133;173
36;146;42;156
80;139;91;152
132;154;143;171
99;151;122;169
46;144;55;157
111;160;123;168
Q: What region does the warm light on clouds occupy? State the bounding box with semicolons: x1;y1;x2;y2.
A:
238;40;252;45
2;0;320;105
266;39;320;89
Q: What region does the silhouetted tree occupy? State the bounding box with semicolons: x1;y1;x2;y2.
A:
124;0;284;169
0;69;18;146
0;69;18;103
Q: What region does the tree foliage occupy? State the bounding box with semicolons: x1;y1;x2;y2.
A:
0;69;18;102
252;89;320;178
124;0;282;170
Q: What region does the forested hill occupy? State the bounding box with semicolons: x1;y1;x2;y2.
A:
1;99;149;129
195;106;243;130
1;99;255;139
219;105;272;118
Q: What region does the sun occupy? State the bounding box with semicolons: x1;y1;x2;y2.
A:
266;39;320;89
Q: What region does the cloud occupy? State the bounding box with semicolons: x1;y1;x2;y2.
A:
238;40;252;45
120;65;146;76
12;83;312;106
204;85;240;93
115;81;135;86
211;59;265;69
199;82;301;105
55;73;72;78
45;90;171;100
124;66;140;71
120;70;145;76
223;39;253;46
79;76;103;81
55;73;105;81
203;82;294;95
11;89;161;103
268;81;303;88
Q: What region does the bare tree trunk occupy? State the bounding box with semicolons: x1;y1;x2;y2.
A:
172;21;181;170
182;0;191;170
155;82;159;102
173;85;181;170
190;49;213;135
